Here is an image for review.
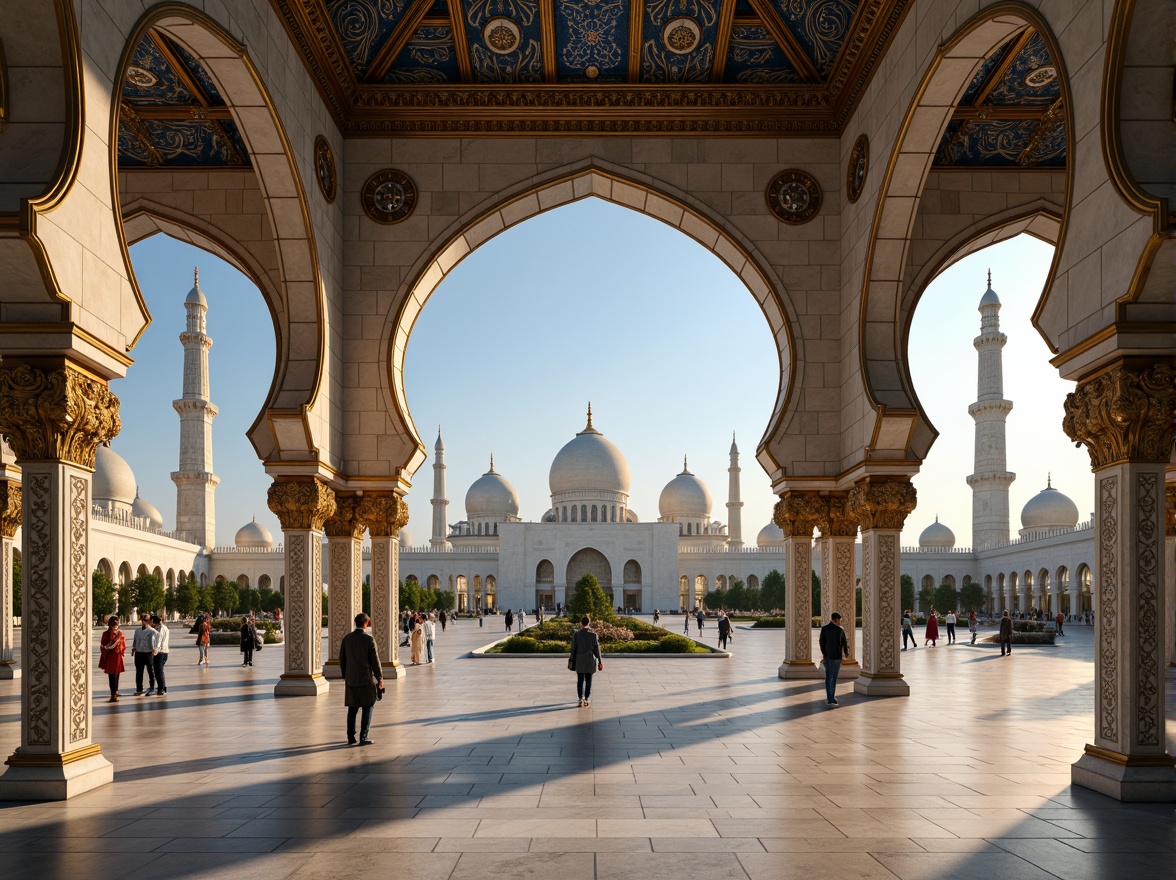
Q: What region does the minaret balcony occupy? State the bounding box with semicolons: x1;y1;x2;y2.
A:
967;399;1013;418
966;471;1016;488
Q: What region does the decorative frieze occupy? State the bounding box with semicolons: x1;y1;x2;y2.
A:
0;482;20;539
267;479;337;532
0;365;120;468
1062;364;1175;470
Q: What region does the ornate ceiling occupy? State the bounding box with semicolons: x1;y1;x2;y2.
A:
932;27;1066;169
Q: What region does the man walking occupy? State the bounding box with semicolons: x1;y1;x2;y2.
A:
998;610;1013;656
819;612;849;707
717;612;731;650
150;614;170;696
132;614;157;695
901;609;915;650
945;610;957;644
339;612;383;746
504;608;513;632
696;608;704;636
424;613;436;664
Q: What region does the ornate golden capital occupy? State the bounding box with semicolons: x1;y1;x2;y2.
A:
773;491;826;537
323;493;365;539
847;479;916;531
818;494;859;538
0;480;20;539
1062;363;1175;469
267;479;337;531
358;491;409;538
0;364;120;468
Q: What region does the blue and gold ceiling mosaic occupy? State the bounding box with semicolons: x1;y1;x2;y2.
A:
271;0;911;134
119;29;249;169
933;27;1066;170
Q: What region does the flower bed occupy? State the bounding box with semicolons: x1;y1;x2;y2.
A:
487;616;710;654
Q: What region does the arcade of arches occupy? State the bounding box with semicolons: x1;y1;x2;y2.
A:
0;0;1171;809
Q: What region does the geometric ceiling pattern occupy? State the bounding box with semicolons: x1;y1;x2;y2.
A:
118;29;251;169
933;27;1066;169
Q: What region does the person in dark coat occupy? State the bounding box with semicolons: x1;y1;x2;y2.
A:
818;612;849;707
717;613;732;649
240;615;258;667
504;609;514;632
998;610;1014;656
570;616;603;708
339;612;383;745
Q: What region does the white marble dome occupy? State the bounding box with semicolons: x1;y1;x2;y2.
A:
918;517;956;549
465;459;520;518
1020;479;1079;533
549;407;631;497
132;494;164;530
757;521;785;547
399;529;412;549
658;459;712;519
235;518;274;549
93;445;137;506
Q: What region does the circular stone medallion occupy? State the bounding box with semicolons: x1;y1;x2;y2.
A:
766;169;821;225
846;134;868;204
126;66;158;88
314;135;336;203
483;17;520;55
1024;66;1056;88
362;169;417;224
663;18;701;54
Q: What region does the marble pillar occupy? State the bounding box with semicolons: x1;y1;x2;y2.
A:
323;495;364;680
360;492;409;679
1063;363;1175;801
775;492;823;679
268;479;336;697
818;494;859;678
849;479;916;697
1066;580;1079;618
0;480;21;679
0;363;119;799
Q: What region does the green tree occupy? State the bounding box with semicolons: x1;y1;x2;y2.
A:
117;581;135;620
761;569;785;612
164;585;178;616
362;578;371;615
259;586;282;613
567;573;614;622
934;582;959;614
213;579;238;616
744;586;761;611
400;579;420;612
705;588;727;610
725;581;746;611
175;579;200;618
198;585;215;615
855;582;862;616
917;586;934;612
436;590;456;611
811;570;821;616
92;569;117;623
900;574;915;614
131;573;165;615
959;582;986;613
11;555;20;618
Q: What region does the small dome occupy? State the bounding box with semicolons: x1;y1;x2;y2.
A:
132;493;164;530
1021;478;1079;532
465;457;520;518
399;529;412;549
185;267;207;307
549;405;631;497
235;517;274;549
93;445;137;506
979;270;1000;308
918;517;956;549
757;521;785;547
434;427;444;452
659;457;713;519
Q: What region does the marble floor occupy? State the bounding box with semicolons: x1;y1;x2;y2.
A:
0;618;1171;879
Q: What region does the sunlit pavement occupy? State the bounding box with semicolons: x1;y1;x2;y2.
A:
0;617;1171;879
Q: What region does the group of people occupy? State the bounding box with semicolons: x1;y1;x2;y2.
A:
901;608;982;648
98;612;171;701
403;611;438;665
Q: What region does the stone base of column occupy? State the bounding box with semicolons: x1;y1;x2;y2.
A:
0;663;21;680
0;746;113;801
1072;746;1176;802
274;674;329;697
383;662;406;680
322;661;342;680
778;660;821;679
818;659;860;679
853;671;909;696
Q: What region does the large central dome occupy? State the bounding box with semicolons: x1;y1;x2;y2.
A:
549;405;631;499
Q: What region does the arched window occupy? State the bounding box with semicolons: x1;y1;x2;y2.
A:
623;559;641;584
581;504;587;522
687;522;692;535
591;505;597;522
562;506;567;522
572;505;578;522
747;574;759;590
427;575;440;590
611;505;616;522
536;560;554;583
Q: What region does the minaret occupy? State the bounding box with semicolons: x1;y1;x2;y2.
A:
171;268;219;549
966;271;1015;549
726;432;743;548
430;427;450;547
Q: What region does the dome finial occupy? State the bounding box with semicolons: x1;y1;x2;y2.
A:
586;401;593;430
987;268;991;288
681;454;690;475
489;453;496;474
1047;472;1051;489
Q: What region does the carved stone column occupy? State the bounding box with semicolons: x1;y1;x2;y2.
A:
267;479;336;697
848;479;916;697
775;492;823;680
817;494;859;679
0;363;119;799
0;480;21;680
322;495;364;680
1165;484;1175;675
359;492;409;679
1063;363;1175;801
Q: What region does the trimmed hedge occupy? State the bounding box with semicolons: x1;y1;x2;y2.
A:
206;617;282;644
490;629;707;654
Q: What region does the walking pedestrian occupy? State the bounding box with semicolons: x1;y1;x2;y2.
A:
410;613;424;665
98;615;126;702
132;614;157;695
439;608;447;633
819;612;849;707
998;610;1013;656
240;615;257;667
653;609;660;625
570;615;603;707
339;612;383;746
696;608;704;636
518;609;526;632
682;612;690;634
196;612;211;666
424;613;436;664
945;610;957;644
717;612;731;649
1055;611;1064;636
504;608;514;632
924;608;939;647
901;609;915;650
150;614;170;696
968;609;978;645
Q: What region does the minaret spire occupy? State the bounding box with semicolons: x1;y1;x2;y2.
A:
431;426;450;547
171;267;219;549
966;273;1015;549
726;432;743;548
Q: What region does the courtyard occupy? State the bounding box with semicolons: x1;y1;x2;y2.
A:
0;621;1169;879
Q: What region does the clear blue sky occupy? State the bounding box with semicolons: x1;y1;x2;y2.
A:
120;198;1090;549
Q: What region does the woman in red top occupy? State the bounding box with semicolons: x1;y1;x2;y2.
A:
196;613;211;666
924;608;940;647
98;615;126;702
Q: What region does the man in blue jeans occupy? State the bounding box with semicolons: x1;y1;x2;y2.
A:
818;612;849;708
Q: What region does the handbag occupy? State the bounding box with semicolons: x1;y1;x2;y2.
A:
567;656;575;671
254;630;264;650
